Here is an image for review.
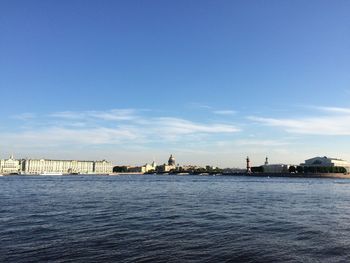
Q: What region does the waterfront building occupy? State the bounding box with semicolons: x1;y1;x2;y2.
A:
262;164;291;173
126;161;157;173
156;164;174;173
143;161;157;173
0;155;20;174
22;159;113;174
301;156;350;172
259;156;295;173
93;160;113;174
156;155;177;173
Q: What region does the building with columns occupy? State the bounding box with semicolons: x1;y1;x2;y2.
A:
21;158;113;175
0;155;20;174
301;156;350;172
93;160;113;174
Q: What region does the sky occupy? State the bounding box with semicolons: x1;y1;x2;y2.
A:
1;0;350;167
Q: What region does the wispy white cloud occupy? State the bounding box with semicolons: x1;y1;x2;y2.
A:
153;117;239;135
212;110;237;116
187;102;213;110
3;110;241;150
234;139;291;146
1;126;140;147
11;113;37;120
315;106;350;114
50;109;139;121
249;106;350;135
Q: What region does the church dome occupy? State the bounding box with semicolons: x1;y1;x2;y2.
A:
168;154;175;166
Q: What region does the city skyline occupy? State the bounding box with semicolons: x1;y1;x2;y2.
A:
1;1;350;167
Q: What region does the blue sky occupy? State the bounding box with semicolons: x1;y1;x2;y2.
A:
1;0;350;167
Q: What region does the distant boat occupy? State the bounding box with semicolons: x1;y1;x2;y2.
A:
39;172;63;176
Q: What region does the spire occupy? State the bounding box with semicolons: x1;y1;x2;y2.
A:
152;160;156;167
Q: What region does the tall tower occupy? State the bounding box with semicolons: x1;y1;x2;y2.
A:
265;156;268;165
246;156;251;173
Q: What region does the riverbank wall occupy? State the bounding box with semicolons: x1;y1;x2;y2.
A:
224;172;350;179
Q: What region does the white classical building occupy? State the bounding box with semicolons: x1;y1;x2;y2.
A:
93;160;113;174
301;156;350;172
141;161;157;173
260;157;293;173
0;155;21;174
22;159;113;174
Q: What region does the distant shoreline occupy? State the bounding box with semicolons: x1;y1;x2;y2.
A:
116;172;350;179
3;172;350;179
228;172;350;179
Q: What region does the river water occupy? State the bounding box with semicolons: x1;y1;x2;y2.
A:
1;175;350;262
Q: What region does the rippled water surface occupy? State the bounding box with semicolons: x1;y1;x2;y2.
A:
1;175;350;262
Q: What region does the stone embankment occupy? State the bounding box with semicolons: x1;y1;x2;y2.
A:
228;173;350;179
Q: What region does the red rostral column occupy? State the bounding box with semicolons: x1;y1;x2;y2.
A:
246;156;251;174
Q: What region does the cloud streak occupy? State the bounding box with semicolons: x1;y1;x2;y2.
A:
153;117;239;134
3;109;241;149
234;139;291;146
50;109;139;121
250;106;350;135
212;110;237;116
